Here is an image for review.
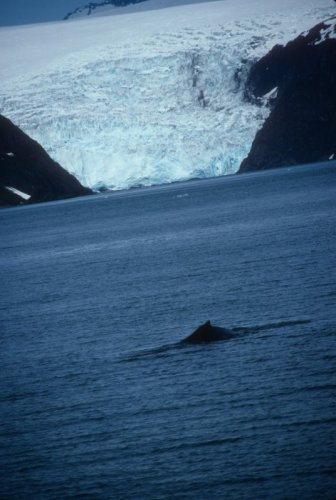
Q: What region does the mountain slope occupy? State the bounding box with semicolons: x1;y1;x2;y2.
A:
0;115;92;206
239;17;336;172
63;0;223;20
64;0;147;20
0;0;334;190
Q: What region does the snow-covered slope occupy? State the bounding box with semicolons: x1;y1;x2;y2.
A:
64;0;223;20
0;0;334;190
64;0;146;21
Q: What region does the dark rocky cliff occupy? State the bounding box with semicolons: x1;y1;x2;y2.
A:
0;115;92;206
239;18;336;173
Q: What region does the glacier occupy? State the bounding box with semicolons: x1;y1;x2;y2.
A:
0;0;334;191
64;0;226;20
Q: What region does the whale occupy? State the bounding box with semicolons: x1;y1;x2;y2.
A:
123;319;312;362
181;320;235;344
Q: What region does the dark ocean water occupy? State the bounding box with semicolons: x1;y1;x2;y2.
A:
1;163;336;499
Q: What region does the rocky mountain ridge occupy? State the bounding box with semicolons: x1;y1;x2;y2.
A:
63;0;146;19
239;17;336;172
0;115;92;206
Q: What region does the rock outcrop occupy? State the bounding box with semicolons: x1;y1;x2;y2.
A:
63;0;146;20
0;115;92;206
239;17;336;173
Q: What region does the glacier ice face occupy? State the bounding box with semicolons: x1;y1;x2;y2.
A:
1;45;263;190
0;0;334;190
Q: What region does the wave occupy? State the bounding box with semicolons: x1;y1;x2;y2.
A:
122;319;312;362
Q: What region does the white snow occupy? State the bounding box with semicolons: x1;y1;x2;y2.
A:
6;186;31;200
260;87;278;105
65;0;220;20
0;0;334;190
304;15;336;45
315;17;336;44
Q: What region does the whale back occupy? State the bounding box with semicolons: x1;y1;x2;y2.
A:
182;321;234;343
